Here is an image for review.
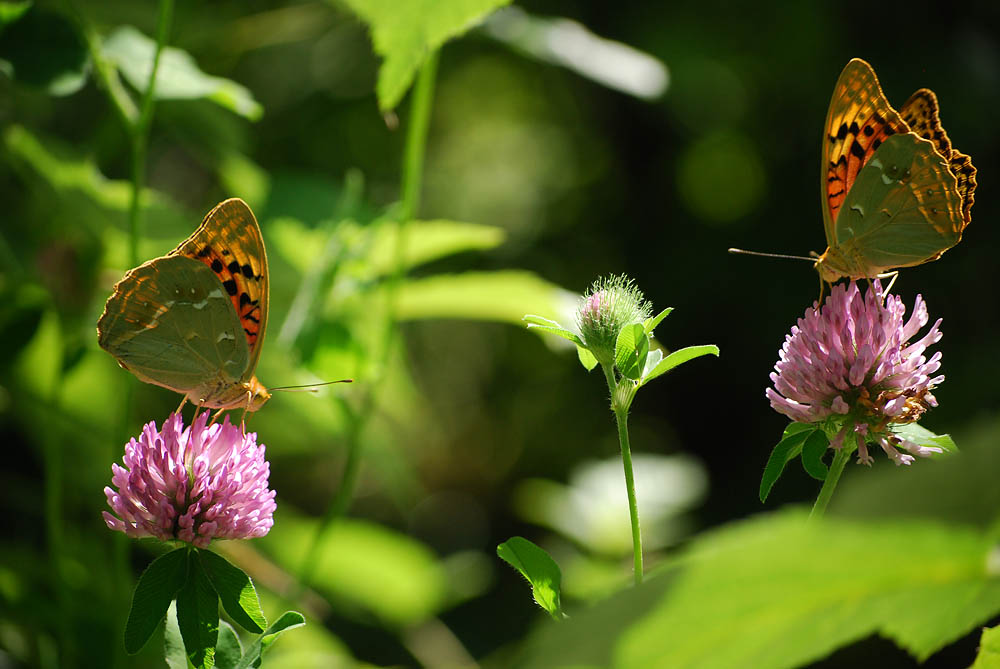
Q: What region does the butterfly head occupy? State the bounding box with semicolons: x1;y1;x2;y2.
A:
245;376;271;412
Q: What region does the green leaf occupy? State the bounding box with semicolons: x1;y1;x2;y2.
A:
759;423;815;502
639;344;719;387
176;551;220;669
102;26;263;120
0;7;87;95
341;0;512;111
497;537;563;620
526;324;585;347
125;547;190;654
522;510;1000;668
615;323;649;381
971;625;1000;669
800;429;830;481
215;621;242;669
397;271;569;326
365;219;506;276
234;612;307;669
641;348;662;379
197;550;266;634
577;345;598;371
892;423;958;457
643;307;673;335
164;601;186;669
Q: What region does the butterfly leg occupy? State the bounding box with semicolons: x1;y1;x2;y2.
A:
209;408;226;426
879;271;899;294
175;396;188;416
238;390;253;431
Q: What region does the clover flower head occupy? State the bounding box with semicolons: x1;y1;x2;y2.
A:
104;412;276;547
576;275;651;366
766;281;944;466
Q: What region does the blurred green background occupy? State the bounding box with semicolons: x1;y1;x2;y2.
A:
2;0;999;667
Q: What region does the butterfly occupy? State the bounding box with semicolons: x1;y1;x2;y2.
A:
813;58;976;282
98;198;271;412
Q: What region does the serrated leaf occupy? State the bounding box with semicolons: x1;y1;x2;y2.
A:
639;344;719;387
176;552;219;669
197;550;266;634
615;323;649;381
103;26;263;120
234;612;307;669
891;423;958;457
800;429;830;481
341;0;512;111
497;537;563;620
125;547;190;654
519;511;1000;669
759;424;814;502
971;625;1000;669
643;308;673;335
577;345;598;371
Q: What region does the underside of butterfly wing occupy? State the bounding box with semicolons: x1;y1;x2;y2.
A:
817;133;964;282
97;255;250;397
172;198;269;380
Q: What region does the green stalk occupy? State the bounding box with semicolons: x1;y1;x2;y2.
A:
809;446;851;519
603;364;643;584
296;53;440;593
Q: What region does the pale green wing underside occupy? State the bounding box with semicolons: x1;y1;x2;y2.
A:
97;255;249;393
830;132;964;275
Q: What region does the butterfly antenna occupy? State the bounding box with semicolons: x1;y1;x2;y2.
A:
728;248;817;263
270;379;354;393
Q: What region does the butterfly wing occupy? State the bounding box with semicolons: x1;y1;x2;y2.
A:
900;88;977;227
97;255;250;393
171;198;269;382
828;133;965;276
821;59;909;246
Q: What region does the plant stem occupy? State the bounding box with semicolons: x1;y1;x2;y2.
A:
809;446;851;519
615;406;643;584
601;363;642;584
296;53;440;593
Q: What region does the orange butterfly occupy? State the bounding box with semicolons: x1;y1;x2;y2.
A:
813;58;976;282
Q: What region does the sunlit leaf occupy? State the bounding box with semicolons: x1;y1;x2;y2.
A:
971;625;1000;669
643;308;672;335
520;510;1000;668
366;219;506;275
197;549;266;634
397;271;568;325
340;0;512;111
614;322;648;381
892;423;958;457
215;621;242;669
234;612;307;669
639;344;719;387
497;537;563;620
577;345;598;371
103;26;263;120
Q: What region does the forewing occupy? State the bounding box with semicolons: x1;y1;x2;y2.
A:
822;59;909;244
97;255;249;393
172;198;269;379
832;133;964;275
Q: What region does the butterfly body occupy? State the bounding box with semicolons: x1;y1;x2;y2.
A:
98;199;270;412
814;59;976;282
